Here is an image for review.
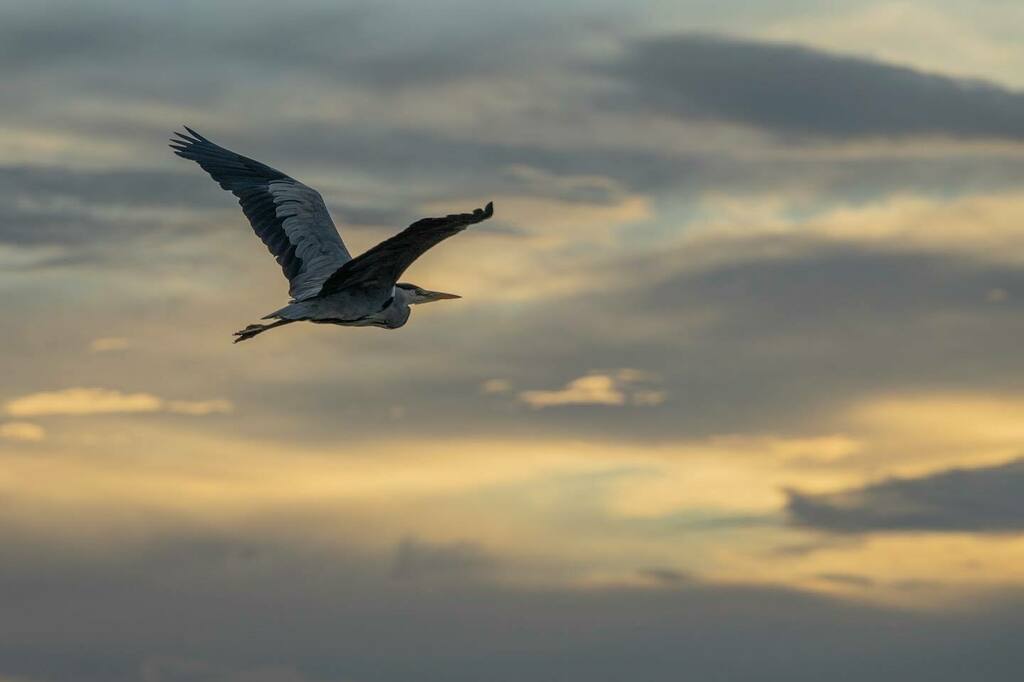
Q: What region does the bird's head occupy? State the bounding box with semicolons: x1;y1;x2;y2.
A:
397;282;461;305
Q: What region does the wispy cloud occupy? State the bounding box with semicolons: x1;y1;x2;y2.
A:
5;388;231;417
166;399;234;416
88;336;131;352
518;369;666;409
6;388;162;416
0;421;45;442
480;379;511;394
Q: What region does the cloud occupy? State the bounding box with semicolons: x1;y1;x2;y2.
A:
787;457;1024;533
518;369;666;409
987;288;1010;303
5;388;162;416
5;388;231;418
520;374;627;408
480;379;511;394
636;567;694;586
0;422;45;442
0;165;219;252
4;522;1024;682
599;34;1024;140
501;164;632;205
759;2;1024;89
815;572;876;588
200;237;1024;448
88;337;130;353
140;658;328;682
631;389;669;407
687;190;1024;266
391;536;493;581
166;400;234;416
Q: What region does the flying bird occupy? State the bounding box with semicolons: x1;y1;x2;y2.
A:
169;127;493;342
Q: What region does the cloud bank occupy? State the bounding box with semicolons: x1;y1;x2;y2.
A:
787;458;1024;533
601;34;1024;139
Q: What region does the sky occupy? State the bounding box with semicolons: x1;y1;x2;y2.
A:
3;0;1024;680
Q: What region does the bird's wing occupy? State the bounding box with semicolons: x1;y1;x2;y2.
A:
170;127;352;301
317;202;493;296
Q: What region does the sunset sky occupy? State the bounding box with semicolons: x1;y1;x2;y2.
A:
4;1;1024;680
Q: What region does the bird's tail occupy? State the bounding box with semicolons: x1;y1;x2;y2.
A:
262;301;307;320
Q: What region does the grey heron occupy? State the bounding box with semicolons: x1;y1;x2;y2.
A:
169;127;493;342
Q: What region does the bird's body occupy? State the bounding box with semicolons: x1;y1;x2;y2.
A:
267;283;414;329
169;127;492;342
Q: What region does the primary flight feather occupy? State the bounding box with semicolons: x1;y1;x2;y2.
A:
169;127;493;342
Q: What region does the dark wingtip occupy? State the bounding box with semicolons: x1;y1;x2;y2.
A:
169;129;196;157
182;125;207;141
471;201;494;221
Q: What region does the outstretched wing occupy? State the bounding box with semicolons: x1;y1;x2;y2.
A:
170;127;352;301
318;202;493;296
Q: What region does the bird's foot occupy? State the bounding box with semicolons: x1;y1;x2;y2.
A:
232;323;266;343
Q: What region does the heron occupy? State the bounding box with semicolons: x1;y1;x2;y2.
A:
169;127;493;342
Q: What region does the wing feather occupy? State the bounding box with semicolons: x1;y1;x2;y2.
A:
318;202;493;296
170;127;352;300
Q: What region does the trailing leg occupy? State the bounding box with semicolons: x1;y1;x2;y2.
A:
232;318;295;343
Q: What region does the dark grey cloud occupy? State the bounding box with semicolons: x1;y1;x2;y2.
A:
11;122;1024;291
7;204;1024;453
0;1;567;107
599;34;1024;140
637;567;694;586
374;243;1024;443
7;4;1024;225
0;165;214;210
0;164;406;256
9;6;1024;220
139;658;324;682
770;537;861;558
2;525;1024;682
816;572;876;588
508;243;1024;439
390;536;493;581
0;6;159;69
0;166;212;249
787;458;1024;533
180;118;1024;203
32;238;1017;450
215;5;567;90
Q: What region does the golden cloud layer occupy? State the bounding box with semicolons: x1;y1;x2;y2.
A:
688;190;1024;264
0;389;1022;608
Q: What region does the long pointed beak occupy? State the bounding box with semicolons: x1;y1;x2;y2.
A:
428;291;461;301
